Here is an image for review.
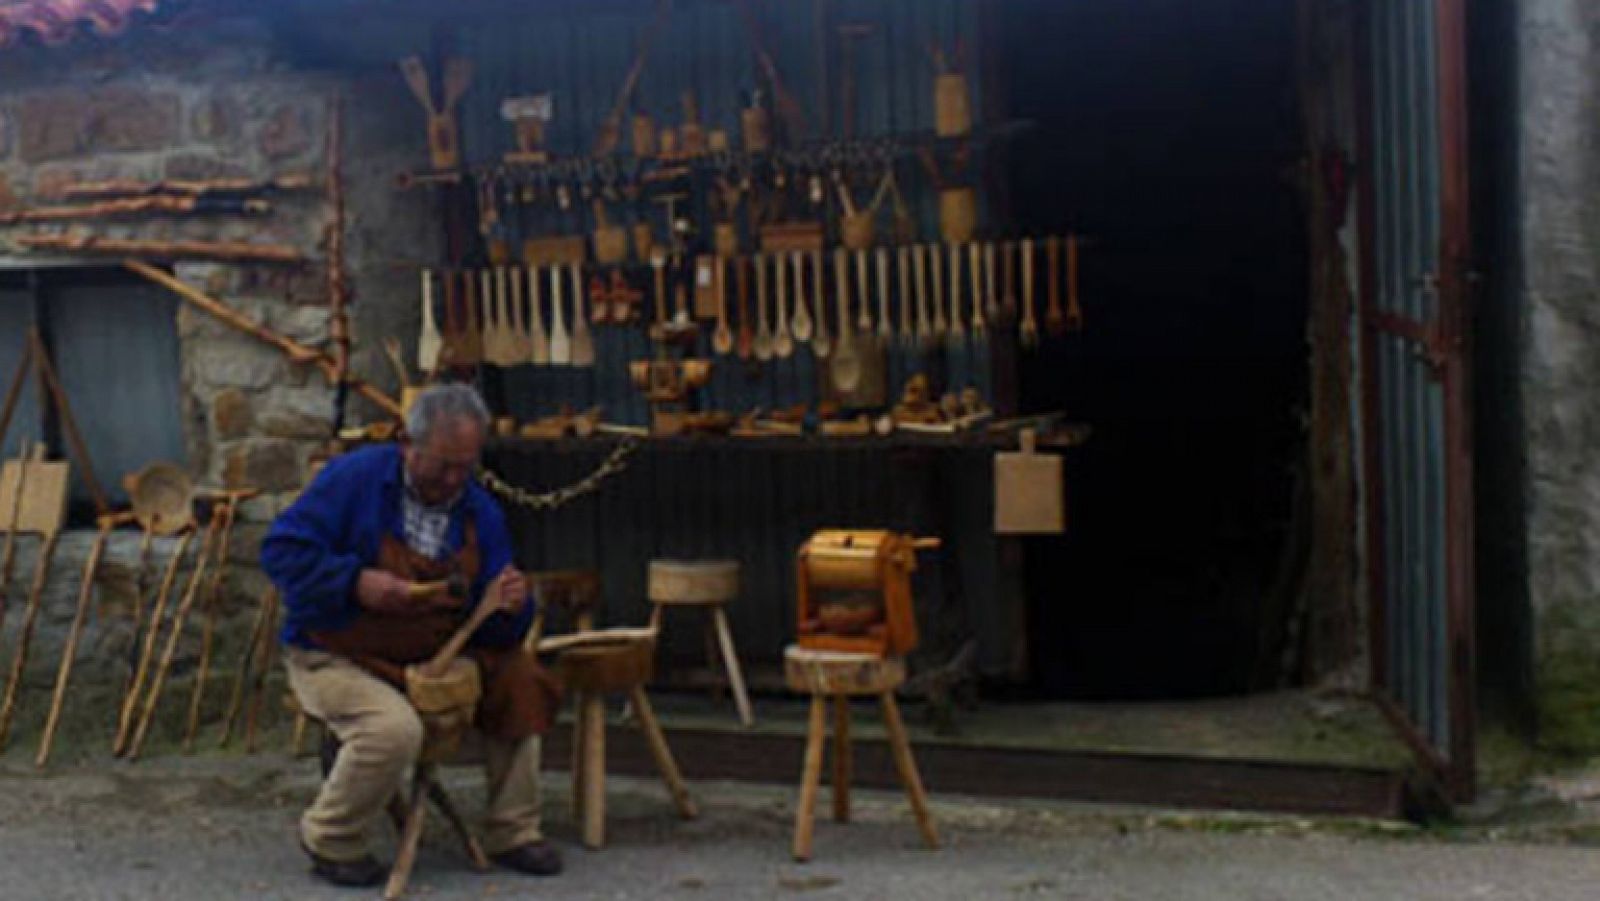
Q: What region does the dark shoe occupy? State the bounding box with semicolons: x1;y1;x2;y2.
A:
302;841;386;888
493;841;563;876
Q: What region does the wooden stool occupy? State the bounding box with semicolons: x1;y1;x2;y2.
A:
784;645;939;862
315;726;489;901
527;569;697;850
648;559;753;726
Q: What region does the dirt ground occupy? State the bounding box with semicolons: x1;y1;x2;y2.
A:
4;752;1600;901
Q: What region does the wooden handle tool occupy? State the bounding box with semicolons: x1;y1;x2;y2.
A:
1045;236;1067;336
1066;234;1085;332
913;244;931;346
417;269;441;374
946;244;965;345
970;243;986;335
930;243;947;339
548;265;571;366
855;249;872;333
570;263;595;367
790;251;813;343
736;256;754;360
876;247;893;344
811;250;832;358
754;252;773;361
897;245;914;348
1020;239;1040;348
507;265;532;360
527;265;549;365
773;253;794;358
713;256;734;355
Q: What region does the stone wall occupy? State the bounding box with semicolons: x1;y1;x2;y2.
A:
1515;0;1600;752
0;13;436;754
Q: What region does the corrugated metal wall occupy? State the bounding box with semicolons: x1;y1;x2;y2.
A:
456;0;1022;680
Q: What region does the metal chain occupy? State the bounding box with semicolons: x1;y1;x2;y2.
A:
478;439;639;512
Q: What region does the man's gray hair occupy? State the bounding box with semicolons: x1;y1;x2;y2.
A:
406;383;491;445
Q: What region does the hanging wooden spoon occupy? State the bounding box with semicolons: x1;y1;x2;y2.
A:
897;245;914;348
507;265;532;361
930;243;947;342
570;263;594;367
969;243;986;336
855;249;873;334
1066;233;1085;332
985;242;1000;322
712;255;734;355
946;243;965;349
754;252;773;361
1045;235;1068;336
527;264;549;365
875;247;892;345
1020;238;1040;348
417;267;441;375
831;247;862;394
735;256;754;360
913;244;931;346
811;249;832;359
548;264;571;365
1001;241;1018;318
459;268;483;365
773;253;794;358
790;250;812;343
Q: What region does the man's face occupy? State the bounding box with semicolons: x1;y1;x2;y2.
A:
404;416;485;506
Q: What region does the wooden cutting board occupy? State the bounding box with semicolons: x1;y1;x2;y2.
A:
993;430;1064;535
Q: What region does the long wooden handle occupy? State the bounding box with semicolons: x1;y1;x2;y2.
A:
422;573;512;677
125;261;402;417
36;520;110;767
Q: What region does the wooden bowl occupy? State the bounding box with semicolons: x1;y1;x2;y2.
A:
123;462;193;536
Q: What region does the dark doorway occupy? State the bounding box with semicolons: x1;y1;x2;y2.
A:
999;0;1309;698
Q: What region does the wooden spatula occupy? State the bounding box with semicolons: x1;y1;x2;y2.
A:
527;264;549;365
570;263;594;367
811;250;832;359
548;265;571;366
417;268;441;374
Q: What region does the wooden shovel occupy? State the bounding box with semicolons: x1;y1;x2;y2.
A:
897;245;915;348
855;249;873;334
0;441;29;601
1065;234;1085;332
913;244;931;346
417;268;441;375
970;243;986;337
527;265;549;365
985;242;1000;322
876;248;893;345
930;243;947;341
548;265;571;366
484;267;513;367
570;263;595;367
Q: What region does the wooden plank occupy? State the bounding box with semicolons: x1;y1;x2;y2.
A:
0;457;70;536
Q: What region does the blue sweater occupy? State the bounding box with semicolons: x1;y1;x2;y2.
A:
261;443;534;650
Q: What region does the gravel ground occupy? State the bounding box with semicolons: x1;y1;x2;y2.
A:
3;755;1600;900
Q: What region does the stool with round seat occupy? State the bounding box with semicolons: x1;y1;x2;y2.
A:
527;569;697;850
647;559;753;726
784;645;938;862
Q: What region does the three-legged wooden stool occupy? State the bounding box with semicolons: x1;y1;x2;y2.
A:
784;645;939;862
648;559;753;726
527;569;698;850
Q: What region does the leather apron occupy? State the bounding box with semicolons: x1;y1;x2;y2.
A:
309;523;561;742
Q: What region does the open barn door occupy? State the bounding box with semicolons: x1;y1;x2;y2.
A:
1358;0;1475;802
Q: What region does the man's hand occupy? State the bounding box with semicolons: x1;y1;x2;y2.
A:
492;566;530;616
354;569;419;614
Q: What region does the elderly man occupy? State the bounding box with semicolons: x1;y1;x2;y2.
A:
262;384;561;887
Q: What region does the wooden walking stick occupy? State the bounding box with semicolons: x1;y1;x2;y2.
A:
114;527;195;755
36;512;129;767
0;528;60;751
128;510;222;760
183;491;253;750
0;441;30;601
220;587;274;749
244;589;282;753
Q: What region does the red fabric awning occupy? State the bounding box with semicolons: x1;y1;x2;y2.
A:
0;0;159;48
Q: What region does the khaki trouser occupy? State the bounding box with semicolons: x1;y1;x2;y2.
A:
284;646;545;862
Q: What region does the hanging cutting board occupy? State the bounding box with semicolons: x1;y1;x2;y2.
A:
0;447;70;537
994;430;1064;535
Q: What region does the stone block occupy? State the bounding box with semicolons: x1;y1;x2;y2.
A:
258;102;314;161
190;95;242;145
211;389;253;440
163;154;253;183
188;339;282;390
17;87;181;163
223;441;302;494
